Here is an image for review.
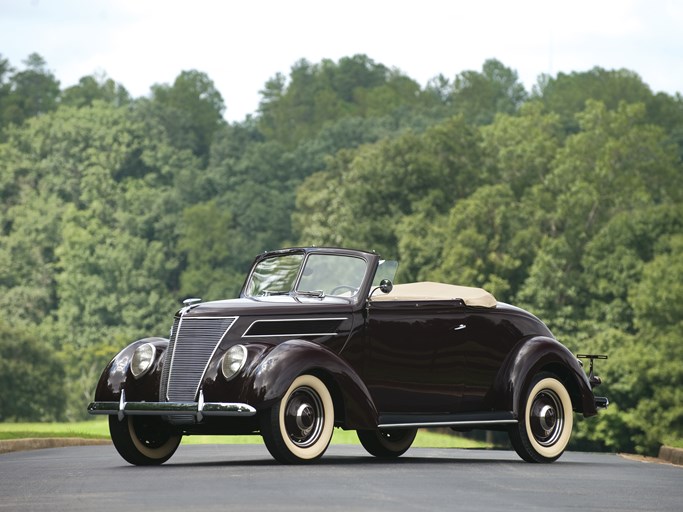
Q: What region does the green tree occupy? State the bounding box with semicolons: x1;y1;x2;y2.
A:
574;233;683;454
480;102;563;197
394;194;448;283
52;204;179;419
142;70;226;163
534;67;683;159
198;111;419;280
424;184;536;299
449;58;528;125
0;191;63;324
294;116;483;257
0;54;13;126
56;206;175;339
534;67;656;132
177;200;251;300
0;53;60;130
258;55;430;146
587;214;682;449
203;136;297;254
61;73;130;108
581;204;683;330
516;101;682;333
0;100;199;418
0;321;65;421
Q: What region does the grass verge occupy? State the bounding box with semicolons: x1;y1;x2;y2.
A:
666;439;683;449
0;418;488;448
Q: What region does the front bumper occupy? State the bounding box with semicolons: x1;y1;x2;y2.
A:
87;390;257;422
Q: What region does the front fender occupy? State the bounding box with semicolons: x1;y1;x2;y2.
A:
248;339;378;429
489;336;596;418
93;337;169;402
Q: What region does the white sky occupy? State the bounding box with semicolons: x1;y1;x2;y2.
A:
1;0;682;122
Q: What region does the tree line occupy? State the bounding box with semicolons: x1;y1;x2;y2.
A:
0;52;681;455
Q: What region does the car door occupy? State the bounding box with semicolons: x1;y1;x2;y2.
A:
363;301;470;414
363;300;520;416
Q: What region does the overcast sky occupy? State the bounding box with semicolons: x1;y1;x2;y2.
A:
1;0;681;122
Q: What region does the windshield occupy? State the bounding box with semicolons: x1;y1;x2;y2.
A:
244;252;369;298
244;253;304;296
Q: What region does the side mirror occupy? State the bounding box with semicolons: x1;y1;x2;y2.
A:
379;279;393;294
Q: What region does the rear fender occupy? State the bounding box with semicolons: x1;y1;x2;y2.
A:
489;336;597;418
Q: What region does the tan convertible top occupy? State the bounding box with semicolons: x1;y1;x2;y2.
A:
370;281;497;308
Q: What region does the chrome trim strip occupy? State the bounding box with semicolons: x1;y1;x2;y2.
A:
242;317;347;338
244;332;340;338
177;316;242;320
378;419;518;429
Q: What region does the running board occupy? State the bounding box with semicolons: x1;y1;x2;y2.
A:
378;411;517;429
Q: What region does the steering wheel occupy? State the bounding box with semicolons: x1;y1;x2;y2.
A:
330;285;357;295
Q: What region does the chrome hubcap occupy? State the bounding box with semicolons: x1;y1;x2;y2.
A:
530;389;564;446
295;404;315;434
538;404;556;431
284;386;324;448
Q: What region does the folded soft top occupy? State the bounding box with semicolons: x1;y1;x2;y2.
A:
371;281;497;308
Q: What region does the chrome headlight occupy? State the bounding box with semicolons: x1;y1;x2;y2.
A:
221;344;247;381
131;343;156;379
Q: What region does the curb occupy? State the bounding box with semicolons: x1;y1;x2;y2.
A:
0;438;111;455
658;445;683;466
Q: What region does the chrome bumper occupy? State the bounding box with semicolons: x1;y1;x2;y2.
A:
87;390;257;422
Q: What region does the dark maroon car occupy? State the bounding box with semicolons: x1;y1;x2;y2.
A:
88;247;608;465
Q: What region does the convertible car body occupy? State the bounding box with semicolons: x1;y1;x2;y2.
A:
88;247;607;465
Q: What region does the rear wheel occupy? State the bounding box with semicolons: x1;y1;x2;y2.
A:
508;372;573;463
260;374;334;464
109;415;181;465
357;428;417;458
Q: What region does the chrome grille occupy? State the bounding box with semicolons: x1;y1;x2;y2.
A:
160;317;237;404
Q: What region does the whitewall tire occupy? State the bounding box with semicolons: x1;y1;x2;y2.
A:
509;373;573;463
261;374;335;464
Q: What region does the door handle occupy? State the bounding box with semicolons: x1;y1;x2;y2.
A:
453;324;466;331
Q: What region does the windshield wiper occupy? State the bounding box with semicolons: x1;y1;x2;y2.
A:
259;290;290;297
293;290;325;298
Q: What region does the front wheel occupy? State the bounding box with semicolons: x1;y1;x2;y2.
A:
508;372;573;463
357;428;417;458
109;415;181;465
260;374;335;464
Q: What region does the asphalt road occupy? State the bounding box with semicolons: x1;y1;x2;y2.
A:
0;444;680;512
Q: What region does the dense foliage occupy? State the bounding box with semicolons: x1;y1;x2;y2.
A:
0;52;681;455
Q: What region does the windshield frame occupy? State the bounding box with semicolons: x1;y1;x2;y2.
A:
241;247;380;303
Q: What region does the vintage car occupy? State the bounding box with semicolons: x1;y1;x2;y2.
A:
88;247;608;465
